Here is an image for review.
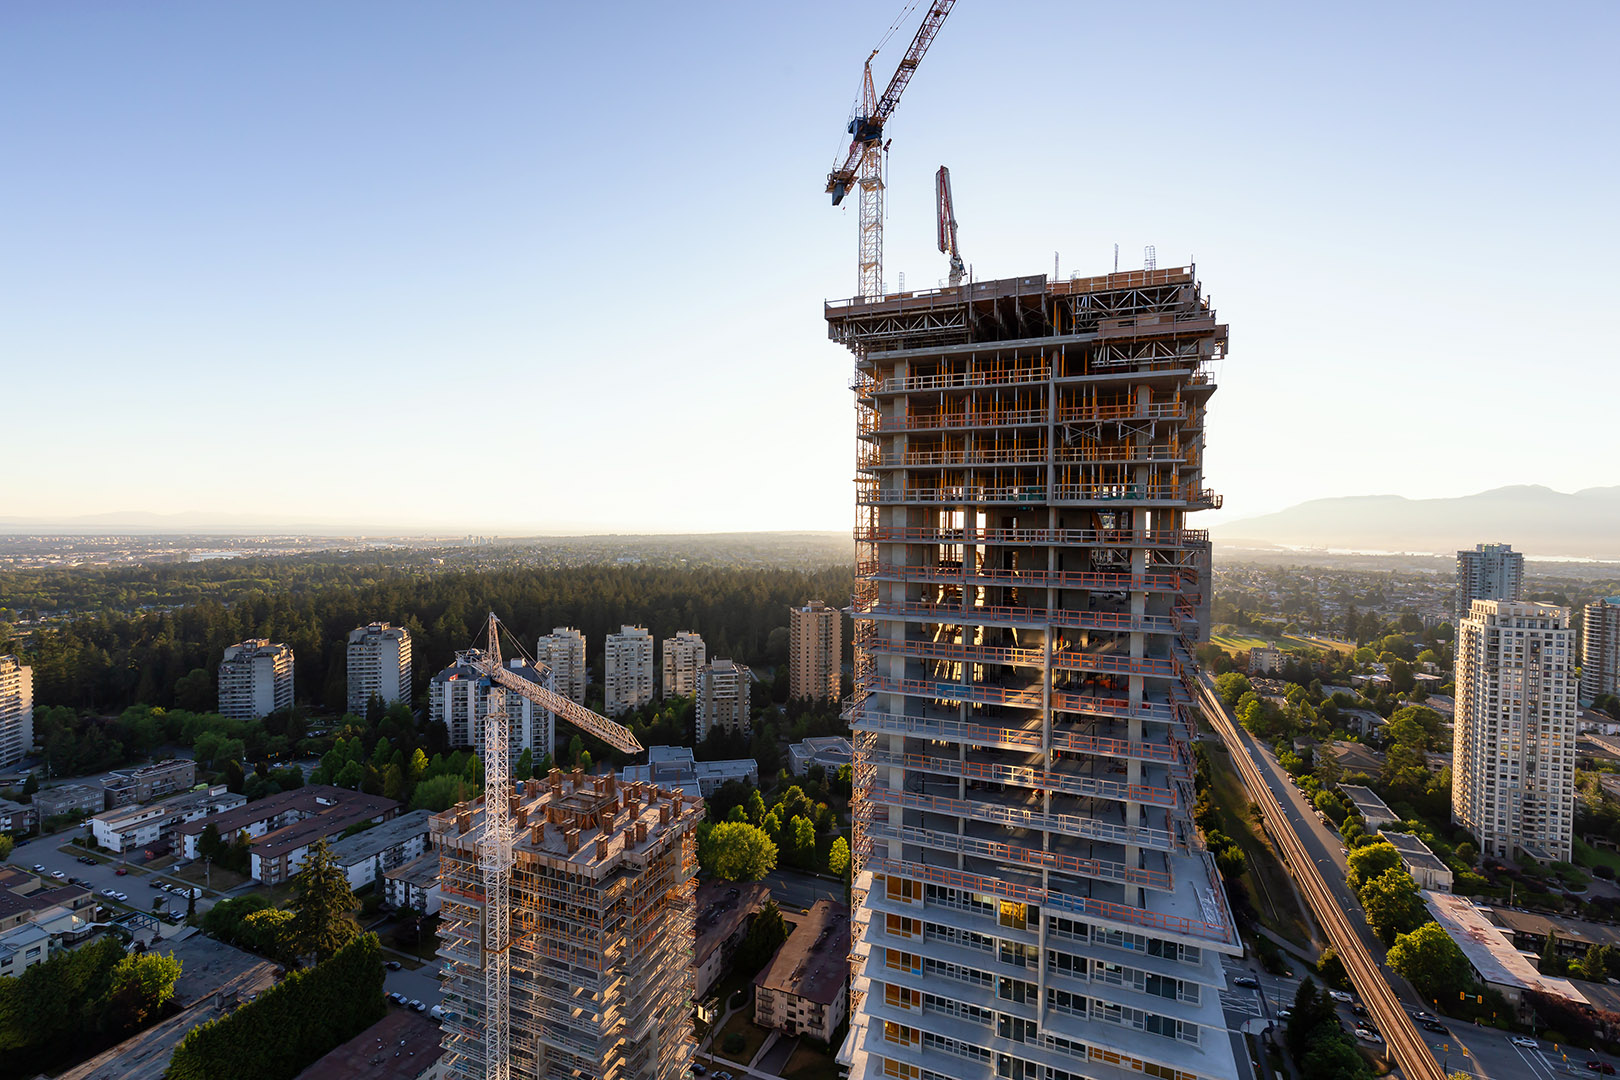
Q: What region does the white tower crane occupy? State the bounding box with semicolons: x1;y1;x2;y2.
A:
826;1;958;300
456;613;644;1080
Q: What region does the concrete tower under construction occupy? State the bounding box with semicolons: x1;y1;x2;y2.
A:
432;770;703;1080
831;267;1242;1080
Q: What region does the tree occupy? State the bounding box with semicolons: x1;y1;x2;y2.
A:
407;748;428;783
197;823;224;863
700;822;778;881
827;836;850;877
285;839;360;964
789;815;816;868
1387;922;1471;1001
334;760;364;790
0;834;13;861
1358;867;1426;945
382;764;404;802
241;908;297;965
1214;672;1253;707
515;748;533;782
734;901;788;975
21;772;39;799
103;950;183;1033
1346;841;1401;892
746;790;766;825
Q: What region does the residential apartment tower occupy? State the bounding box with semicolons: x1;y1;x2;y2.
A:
347;622;414;714
217;639;294;720
790;600;842;703
604;626;654;717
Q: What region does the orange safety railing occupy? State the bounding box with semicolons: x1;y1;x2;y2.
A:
874;366;1051;394
856;600;1178;635
861;816;1173;891
865;787;1174;850
877;408;1048;432
864;747;1177;807
864;636;1178;680
852;525;1209;547
846;704;1188;767
867;676;1177;724
1055;401;1186;423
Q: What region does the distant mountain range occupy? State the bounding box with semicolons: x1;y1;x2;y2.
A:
1211;485;1620;560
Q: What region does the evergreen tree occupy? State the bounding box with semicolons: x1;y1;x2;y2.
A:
286;839;361;965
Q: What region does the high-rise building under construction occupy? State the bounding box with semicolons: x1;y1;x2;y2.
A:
432;770;702;1080
831;267;1243;1080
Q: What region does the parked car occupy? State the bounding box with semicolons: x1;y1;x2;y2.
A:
385;960;402;971
1351;1003;1367;1016
31;864;45;873
1586;1061;1615;1074
1513;1037;1540;1049
1354;1028;1383;1044
1422;1020;1448;1034
1328;990;1354;1003
409;999;427;1013
101;888;117;897
49;870;65;879
388;992;405;1005
113;892;128;902
115;867;128;876
1233;976;1260;989
1277;1009;1293;1021
79;855;96;865
149;880;165;889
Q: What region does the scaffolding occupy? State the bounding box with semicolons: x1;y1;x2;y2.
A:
434;770;702;1080
834;266;1242;1080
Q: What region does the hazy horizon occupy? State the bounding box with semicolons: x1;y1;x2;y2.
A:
4;2;1616;533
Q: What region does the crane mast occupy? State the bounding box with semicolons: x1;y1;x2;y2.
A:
826;1;957;300
935;165;965;286
457;613;644;1080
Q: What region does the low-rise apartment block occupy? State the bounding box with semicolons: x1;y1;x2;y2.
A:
33;783;106;821
788;736;852;777
383;853;442;915
754;899;849;1042
176;784;399;883
1340;784;1402;829
323;808;435;891
90;784;246;855
695;879;770;1000
619;745;758;799
1380;830;1454;892
604;625;655;717
218;638;295;720
0;797;37;834
348;622;414;713
695;659;750;742
102;758;197;808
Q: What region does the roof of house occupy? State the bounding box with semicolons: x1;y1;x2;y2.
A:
1423;892;1590;1003
754;899;849;1006
1486;906;1620;950
383;853;441;890
1339;784;1398;821
176;784;396;841
1379;831;1451;875
0;882;92;922
293;1009;441;1080
92;786;244;832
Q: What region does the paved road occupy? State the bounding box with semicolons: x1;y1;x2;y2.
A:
11;832;222;931
761;867;843;915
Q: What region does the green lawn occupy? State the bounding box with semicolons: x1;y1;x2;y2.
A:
1574;838;1620;874
714;1008;768;1065
1204;741;1312;948
1211;632;1272;652
783;1040;843;1080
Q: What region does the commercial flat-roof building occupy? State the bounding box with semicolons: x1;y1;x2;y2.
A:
694;658;750;741
90;784;246;854
1582;598;1620;703
832;266;1240;1080
604;625;655;717
1455;543;1524;625
661;631;706;698
1452;600;1577;863
432;770;704;1080
218;639;294;720
0;656;32;770
1379;830;1453;893
347;622;413;714
102;759;196;808
619;745;757;800
789;601;841;703
430;658;555;763
323;808;435;891
1339;784;1401;829
536;627;588;704
754;899;849;1042
788;736;852;777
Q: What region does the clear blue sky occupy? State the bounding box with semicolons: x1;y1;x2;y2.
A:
3;2;1615;533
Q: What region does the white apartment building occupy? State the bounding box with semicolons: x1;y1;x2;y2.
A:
430;658;555;762
695;659;751;742
604;625;654;717
536;627;588;704
790;600;841;703
347;622;413;713
0;656;33;770
1453;600;1577;863
1581;597;1620;703
90;784;246;854
217;639;294;720
661;631;707;698
1456;543;1525;625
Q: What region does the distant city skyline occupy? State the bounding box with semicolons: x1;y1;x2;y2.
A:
3;3;1615;533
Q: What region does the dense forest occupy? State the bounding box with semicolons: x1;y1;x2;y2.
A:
0;561;854;714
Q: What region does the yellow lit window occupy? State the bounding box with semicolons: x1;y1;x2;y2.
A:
884;983;920;1010
883;1022;920;1048
882;1059;920;1080
886;914;919;938
886;876;920;903
999;901;1028;930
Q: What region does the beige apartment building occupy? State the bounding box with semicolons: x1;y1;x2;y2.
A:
1582;597;1620;702
661;631;706;698
789;600;841;703
1453;600;1577;862
0;656;33;770
347;621;413;713
695;659;751;742
217;639;294;720
536;627;588;704
604;626;655;717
